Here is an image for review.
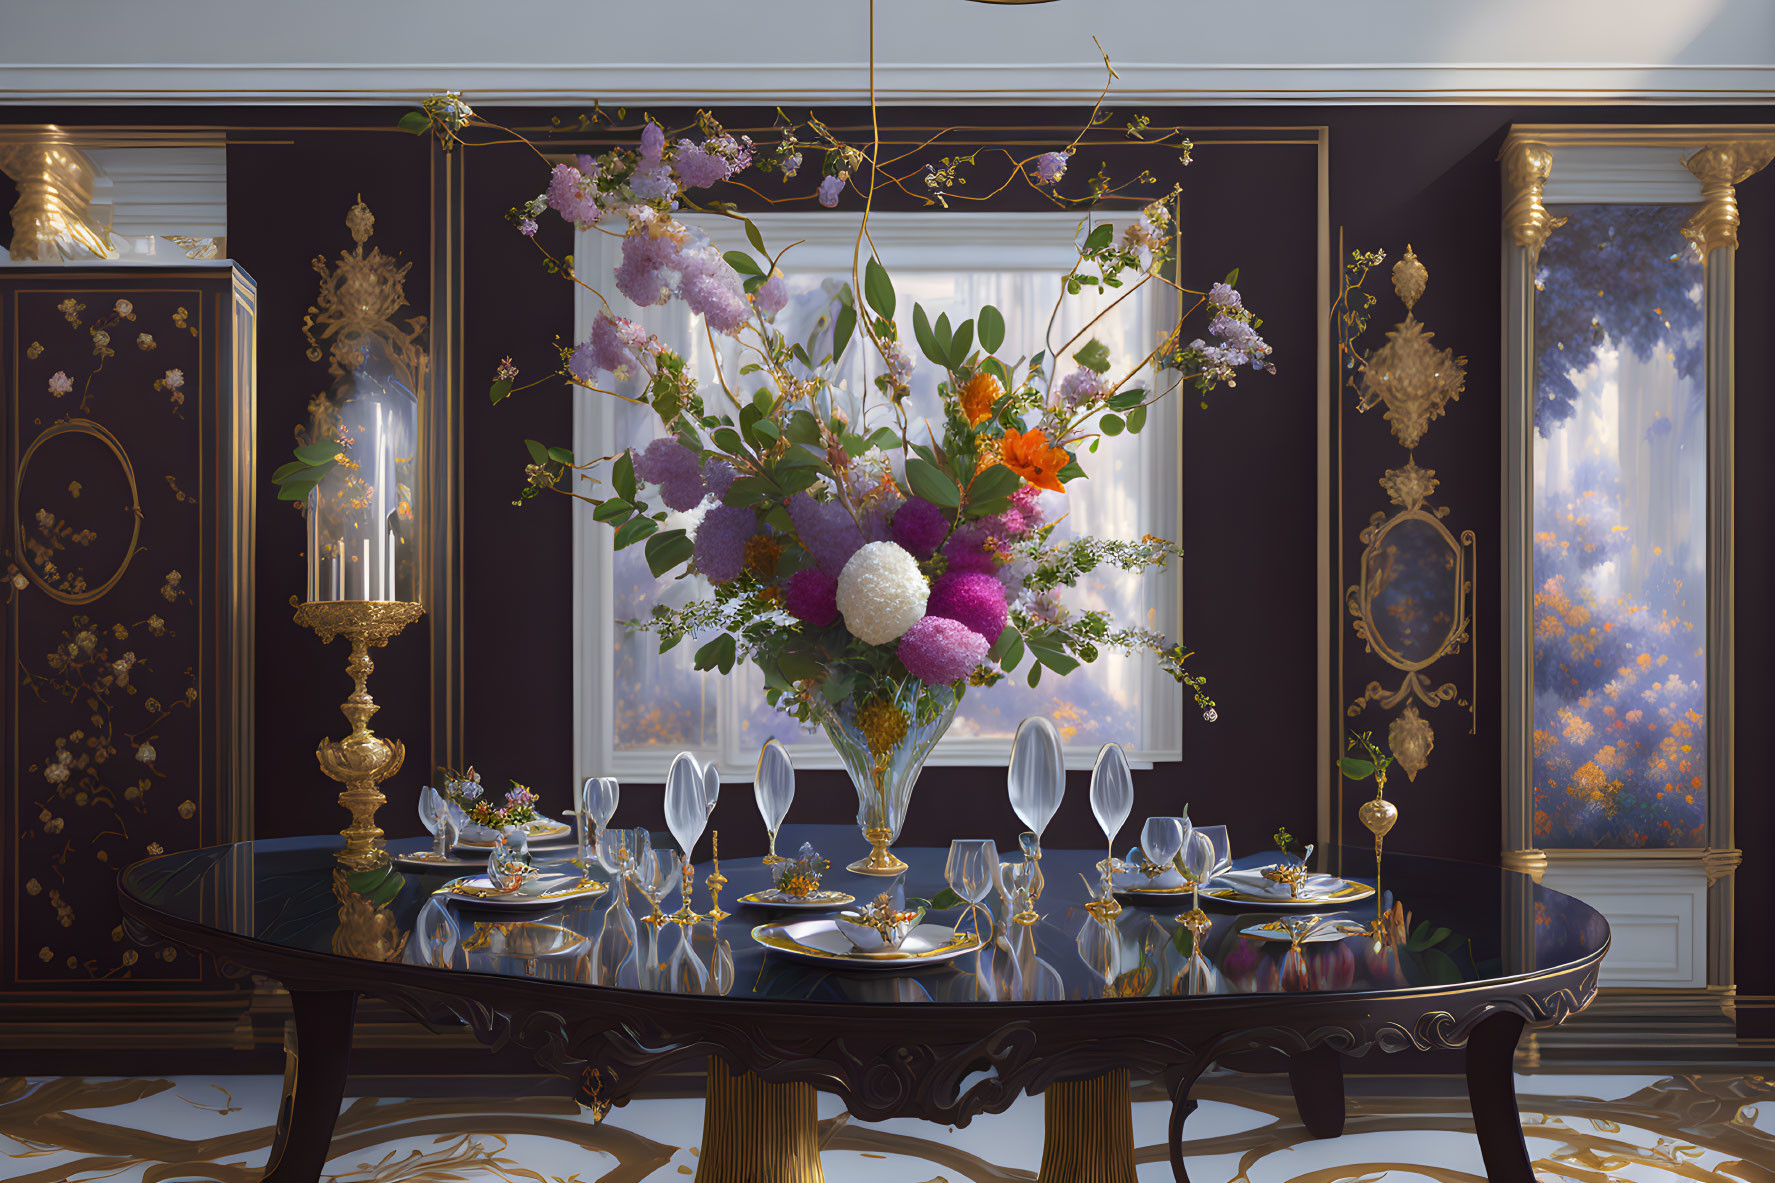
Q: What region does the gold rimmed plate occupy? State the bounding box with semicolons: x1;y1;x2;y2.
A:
439;873;607;910
452;818;573;850
751;918;980;968
462;920;591;958
1203;873;1374;910
738;889;857;911
1238;916;1368;945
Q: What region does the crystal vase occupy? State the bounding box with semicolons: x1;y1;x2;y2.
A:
821;678;960;875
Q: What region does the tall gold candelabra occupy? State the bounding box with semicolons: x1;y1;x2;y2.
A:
293;598;426;868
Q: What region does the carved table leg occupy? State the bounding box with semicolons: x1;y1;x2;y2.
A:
697;1055;823;1183
1464;1012;1534;1183
1037;1069;1137;1183
1167;1071;1200;1183
263;990;357;1183
1286;1044;1345;1139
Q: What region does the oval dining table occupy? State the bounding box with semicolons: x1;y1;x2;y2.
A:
118;823;1607;1182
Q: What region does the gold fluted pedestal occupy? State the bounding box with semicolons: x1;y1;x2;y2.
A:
1037;1069;1138;1183
292;599;426;870
698;1056;824;1183
846;826;908;876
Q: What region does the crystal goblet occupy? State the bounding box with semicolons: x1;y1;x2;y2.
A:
754;739;795;865
945;838;999;944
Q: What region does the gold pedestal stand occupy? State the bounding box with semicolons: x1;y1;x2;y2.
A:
293;599;426;869
697;1056;824;1183
1036;1069;1139;1183
1360;772;1399;938
847;826;909;876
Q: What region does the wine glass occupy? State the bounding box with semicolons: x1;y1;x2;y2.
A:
664;752;709;923
1140;816;1184;879
945;839;999;943
702;762;722;818
1175;826;1217;951
754;739;795;865
629;845;679;928
1008;717;1065;916
596;826;649;904
1088;743;1134;911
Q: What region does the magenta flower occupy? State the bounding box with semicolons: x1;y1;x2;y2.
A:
889;497;948;559
925;569;1008;644
784;568;839;626
898;616;989;685
942;521;1000;573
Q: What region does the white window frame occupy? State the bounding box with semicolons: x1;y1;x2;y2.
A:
573;210;1182;780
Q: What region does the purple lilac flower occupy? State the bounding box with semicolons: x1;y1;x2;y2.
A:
787;493;865;575
518;218;538;237
817;176;845;208
889;498;948;559
781;152;803;178
702;459;738;501
694;503;754;583
545;162;603;228
1034;151;1069;185
1208;282;1242;310
675;134;752;189
633;437;706;512
615;229;680;306
1057;368;1108;408
942;521;1000;573
898;616;989;685
784;568;839;626
676;233;750;333
570;313;633;380
926;569;1009;644
755;273;789;320
1009;484;1046;529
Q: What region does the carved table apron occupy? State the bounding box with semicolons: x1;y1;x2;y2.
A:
118;833;1608;1182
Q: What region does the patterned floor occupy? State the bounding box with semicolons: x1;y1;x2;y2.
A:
4;1069;1773;1182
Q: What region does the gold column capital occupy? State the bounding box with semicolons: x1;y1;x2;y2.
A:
1681;140;1775;256
1500;138;1564;261
1500;848;1548;883
1701;846;1743;886
0;132;111;262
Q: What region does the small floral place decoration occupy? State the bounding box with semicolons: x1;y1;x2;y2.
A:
770;842;830;897
428;766;546;830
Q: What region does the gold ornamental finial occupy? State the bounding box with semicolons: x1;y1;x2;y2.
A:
1391;245;1428;311
1500;138;1565;262
346;194;375;245
1680;140;1775;258
301;196;427;390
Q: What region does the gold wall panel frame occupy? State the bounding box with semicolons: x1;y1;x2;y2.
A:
12;416;142;605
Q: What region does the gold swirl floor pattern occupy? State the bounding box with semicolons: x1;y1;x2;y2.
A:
3;1070;1772;1181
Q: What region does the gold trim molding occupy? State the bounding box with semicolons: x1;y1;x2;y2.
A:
1500;139;1564;261
1500;849;1548;883
1681;140;1775;256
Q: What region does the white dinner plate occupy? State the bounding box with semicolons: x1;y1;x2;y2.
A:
438;872;607;910
452;818;573;850
1238;917;1369;945
1204;870;1374;910
737;889;856;910
751;919;980;968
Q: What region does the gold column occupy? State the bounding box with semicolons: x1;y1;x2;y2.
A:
0;131;111;261
1036;1069;1138;1183
697;1056;824;1183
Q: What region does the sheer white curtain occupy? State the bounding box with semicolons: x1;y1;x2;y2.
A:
574;211;1181;778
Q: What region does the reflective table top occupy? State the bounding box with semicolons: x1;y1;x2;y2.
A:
120;824;1607;1007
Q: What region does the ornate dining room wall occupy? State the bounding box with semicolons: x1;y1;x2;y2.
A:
4;100;1773;1040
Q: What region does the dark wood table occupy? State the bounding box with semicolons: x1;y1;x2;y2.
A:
118;825;1607;1182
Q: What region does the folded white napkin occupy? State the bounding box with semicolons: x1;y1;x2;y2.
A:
1216;867;1346;901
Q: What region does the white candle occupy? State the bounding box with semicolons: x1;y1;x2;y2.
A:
361;537;371;600
335;536;344;600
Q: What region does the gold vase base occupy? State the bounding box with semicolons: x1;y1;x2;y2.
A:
1036;1068;1138;1183
847;829;907;876
699;1056;824;1183
1084;897;1122;921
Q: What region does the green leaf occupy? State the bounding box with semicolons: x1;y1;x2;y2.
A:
865;426;901;452
1027;661;1043;688
644;529;695;577
1031;646;1080;676
524;439;549;466
912;303;945;367
1422;948;1461;986
547;446;574;465
1101;413;1125;437
1126;405;1148;434
779;651;821;682
724;476;774;507
832;303;857;363
397;110;431;134
968;463;1022;506
978;304;1005;354
934;311;953;358
863;256;896;320
784;410;824;446
613;450;637;503
980;356;1014;395
724;250;763;276
1055;457;1087;484
1084;222;1114;252
277;477;323;502
694;633;738;674
613;517;658;549
294;440;340;466
712;427;746;455
1172;924;1195;960
270;460;307;483
905;457;961;508
990;624;1025;671
1339;757;1376;780
752;417;781;442
928;888;964;911
1224;267;1240;288
1074;338;1112;374
489;378;513;405
1105;388;1145;411
592;498;634;523
745;219;767;256
947;319;975;370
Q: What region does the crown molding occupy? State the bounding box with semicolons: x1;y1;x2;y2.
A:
6;62;1775;106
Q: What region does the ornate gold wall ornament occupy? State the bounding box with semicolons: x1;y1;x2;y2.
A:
1388;704;1434;783
0;134;112;261
1355;256;1467;449
1680;140;1775;257
1500;139;1566;261
301;197;428;397
292;597;426;869
1701;847;1743;887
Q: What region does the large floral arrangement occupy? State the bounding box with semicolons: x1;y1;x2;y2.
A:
396;51;1272;736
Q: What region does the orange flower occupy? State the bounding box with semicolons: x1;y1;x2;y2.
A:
960;371;1003;427
1001;427;1069;493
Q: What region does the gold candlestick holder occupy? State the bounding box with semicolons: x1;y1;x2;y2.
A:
669;857;703;926
705;831;729;923
1359;770;1399;938
293;598;426;869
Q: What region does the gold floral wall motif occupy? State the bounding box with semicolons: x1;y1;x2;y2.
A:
2;269;254;1013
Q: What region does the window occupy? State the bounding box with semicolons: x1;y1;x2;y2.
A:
573;210;1181;779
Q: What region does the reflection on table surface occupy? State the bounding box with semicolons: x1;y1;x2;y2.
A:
121;824;1607;1005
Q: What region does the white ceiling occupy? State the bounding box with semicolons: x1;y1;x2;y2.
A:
3;0;1773;105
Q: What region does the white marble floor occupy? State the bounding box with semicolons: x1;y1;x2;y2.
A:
4;1069;1773;1182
